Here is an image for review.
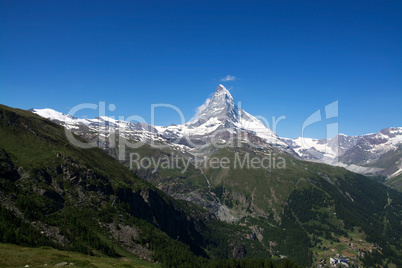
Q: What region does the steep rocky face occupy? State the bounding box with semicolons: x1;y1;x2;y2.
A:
190;84;240;127
330;134;363;155
340;127;402;165
336;128;402;190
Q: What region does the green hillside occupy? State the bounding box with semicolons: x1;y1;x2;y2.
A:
0;104;303;267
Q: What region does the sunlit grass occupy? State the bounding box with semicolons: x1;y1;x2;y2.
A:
0;243;158;268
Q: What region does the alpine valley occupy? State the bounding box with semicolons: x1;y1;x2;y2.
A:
1;85;401;267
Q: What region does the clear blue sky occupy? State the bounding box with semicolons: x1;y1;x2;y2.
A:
1;0;401;139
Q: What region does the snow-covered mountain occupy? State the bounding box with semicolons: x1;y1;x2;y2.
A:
31;84;290;155
282;134;363;164
283;128;402;183
31;108;156;132
29;108;178;153
337;127;402;178
154;84;288;150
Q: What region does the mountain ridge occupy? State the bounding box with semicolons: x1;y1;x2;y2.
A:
31;85;289;153
30;85;401;192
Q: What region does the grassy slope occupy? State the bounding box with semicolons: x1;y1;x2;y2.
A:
0;243;158;268
0;104;211;265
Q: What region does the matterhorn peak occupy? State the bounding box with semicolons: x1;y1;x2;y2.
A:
216;84;228;92
211;84;233;104
215;84;232;98
183;84;285;147
198;84;235;118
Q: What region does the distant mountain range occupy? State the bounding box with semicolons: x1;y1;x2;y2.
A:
283;128;402;191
